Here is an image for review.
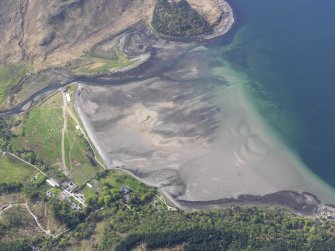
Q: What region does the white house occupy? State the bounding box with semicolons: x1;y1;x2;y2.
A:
66;93;71;102
46;178;60;187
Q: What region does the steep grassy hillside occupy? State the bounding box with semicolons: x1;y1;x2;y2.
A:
0;0;228;68
0;0;156;67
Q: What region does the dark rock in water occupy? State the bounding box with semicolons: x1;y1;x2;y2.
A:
177;191;321;215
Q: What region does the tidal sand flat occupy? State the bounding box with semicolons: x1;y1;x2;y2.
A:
76;43;335;206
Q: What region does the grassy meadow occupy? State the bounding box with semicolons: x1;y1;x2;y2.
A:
10;92;63;165
98;171;143;192
80;170;145;202
0;64;30;105
10;88;101;185
0;153;37;183
72;50;133;75
65;116;100;185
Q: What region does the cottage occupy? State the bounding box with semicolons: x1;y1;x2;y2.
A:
65;93;71;102
46;190;56;197
62;180;77;192
46;178;60;187
120;186;132;195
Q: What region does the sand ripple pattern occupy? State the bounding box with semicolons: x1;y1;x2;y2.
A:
77;45;335;204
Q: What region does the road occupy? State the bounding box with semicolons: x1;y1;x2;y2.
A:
3;150;87;207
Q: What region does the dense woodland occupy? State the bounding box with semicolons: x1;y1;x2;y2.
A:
0;118;11;151
97;205;335;251
0;239;31;251
152;0;212;37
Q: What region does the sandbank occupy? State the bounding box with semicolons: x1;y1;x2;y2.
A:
75;49;335;208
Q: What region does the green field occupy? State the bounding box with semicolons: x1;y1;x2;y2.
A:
0;154;36;183
79;185;97;201
10;89;101;185
65;117;100;185
72;50;133;75
98;171;143;192
10;92;63;165
81;170;146;202
0;64;30;105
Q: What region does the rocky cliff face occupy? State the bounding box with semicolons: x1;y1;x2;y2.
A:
0;0;156;67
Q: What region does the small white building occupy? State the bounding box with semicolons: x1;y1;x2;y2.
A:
46;178;60;187
65;93;71;102
86;183;93;189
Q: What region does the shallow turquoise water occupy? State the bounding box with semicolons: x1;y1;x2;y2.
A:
212;0;335;190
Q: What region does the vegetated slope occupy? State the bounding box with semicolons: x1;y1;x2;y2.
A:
152;0;211;37
0;0;156;68
0;0;227;69
61;202;335;251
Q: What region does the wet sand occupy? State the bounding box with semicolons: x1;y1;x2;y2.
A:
76;45;335;208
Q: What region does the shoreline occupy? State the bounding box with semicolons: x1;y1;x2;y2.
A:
3;0;335;218
0;0;235;117
176;191;321;215
75;84;112;168
214;61;335;205
217;33;335;205
72;39;335;214
204;0;235;40
73;74;335;216
148;0;235;43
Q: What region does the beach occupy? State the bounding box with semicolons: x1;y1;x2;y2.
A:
72;0;335;210
75;42;335;209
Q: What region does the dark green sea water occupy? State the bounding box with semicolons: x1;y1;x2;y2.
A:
215;0;335;190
